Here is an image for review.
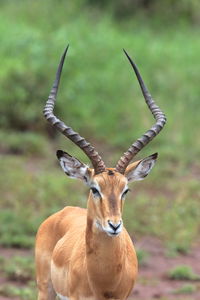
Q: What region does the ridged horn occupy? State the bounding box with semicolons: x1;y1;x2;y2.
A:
43;46;106;174
115;49;167;174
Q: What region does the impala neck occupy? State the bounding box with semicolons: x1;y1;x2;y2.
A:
86;194;125;258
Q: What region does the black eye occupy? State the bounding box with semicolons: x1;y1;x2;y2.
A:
91;187;101;197
122;189;130;199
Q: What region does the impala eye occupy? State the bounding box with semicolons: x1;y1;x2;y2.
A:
91;187;101;198
122;189;130;199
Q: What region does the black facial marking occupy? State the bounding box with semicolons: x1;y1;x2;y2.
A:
108;170;114;176
121;188;130;199
56;150;64;159
91;187;101;198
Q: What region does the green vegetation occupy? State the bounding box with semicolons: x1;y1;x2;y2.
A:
136;249;149;266
0;283;36;300
3;256;35;281
86;0;200;23
0;255;36;299
0;130;50;156
0;0;200;254
0;4;200;300
173;283;197;294
0;155;87;248
1;0;200;163
168;265;200;281
1;153;199;251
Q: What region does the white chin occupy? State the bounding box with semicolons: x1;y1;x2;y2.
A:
104;226;122;237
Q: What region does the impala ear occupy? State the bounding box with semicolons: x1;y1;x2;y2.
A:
125;153;158;182
56;150;93;184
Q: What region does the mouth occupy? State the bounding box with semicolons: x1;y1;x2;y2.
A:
107;231;120;237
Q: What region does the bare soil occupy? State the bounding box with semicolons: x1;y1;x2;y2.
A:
132;236;200;300
0;237;200;300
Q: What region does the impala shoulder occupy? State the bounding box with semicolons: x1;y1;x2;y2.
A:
60;206;87;216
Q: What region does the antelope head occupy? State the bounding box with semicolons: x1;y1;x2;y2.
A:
43;46;166;237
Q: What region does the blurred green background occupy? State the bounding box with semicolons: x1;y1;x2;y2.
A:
0;0;200;299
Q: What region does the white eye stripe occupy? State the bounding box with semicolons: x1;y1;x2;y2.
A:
121;186;129;198
90;182;101;192
90;184;129;199
90;181;102;199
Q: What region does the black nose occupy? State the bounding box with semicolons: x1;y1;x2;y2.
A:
108;220;121;231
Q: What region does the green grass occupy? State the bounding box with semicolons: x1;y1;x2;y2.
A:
0;283;36;300
0;154;199;251
1;4;200;300
173;283;197;294
0;130;51;156
0;255;36;300
1;0;200;164
0;0;200;254
3;256;35;281
0;155;88;248
168;265;200;281
136;249;149;266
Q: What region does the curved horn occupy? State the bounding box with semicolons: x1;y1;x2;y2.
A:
115;50;167;174
43;46;106;174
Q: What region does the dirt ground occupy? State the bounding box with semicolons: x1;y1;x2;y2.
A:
0;236;200;300
132;236;200;299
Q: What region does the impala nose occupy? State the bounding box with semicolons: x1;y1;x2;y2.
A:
108;220;122;232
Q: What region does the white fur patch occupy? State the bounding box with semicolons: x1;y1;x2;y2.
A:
90;181;101;193
60;157;86;174
126;156;156;182
60;157;88;180
95;219;103;231
57;293;69;300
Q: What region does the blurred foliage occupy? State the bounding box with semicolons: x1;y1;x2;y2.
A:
0;130;51;156
0;0;200;165
88;0;200;23
0;154;199;251
135;249;149;266
173;283;197;294
0;282;36;300
0;3;200;300
0;0;200;253
3;255;35;281
168;265;200;281
0;253;36;299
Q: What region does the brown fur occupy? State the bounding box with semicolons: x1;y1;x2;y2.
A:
35;169;138;300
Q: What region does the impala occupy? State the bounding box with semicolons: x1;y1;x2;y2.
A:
35;46;166;300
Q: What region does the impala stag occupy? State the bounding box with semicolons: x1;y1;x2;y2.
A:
35;46;166;300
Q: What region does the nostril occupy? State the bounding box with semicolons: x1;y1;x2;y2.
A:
108;220;113;229
108;220;122;231
115;222;121;230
